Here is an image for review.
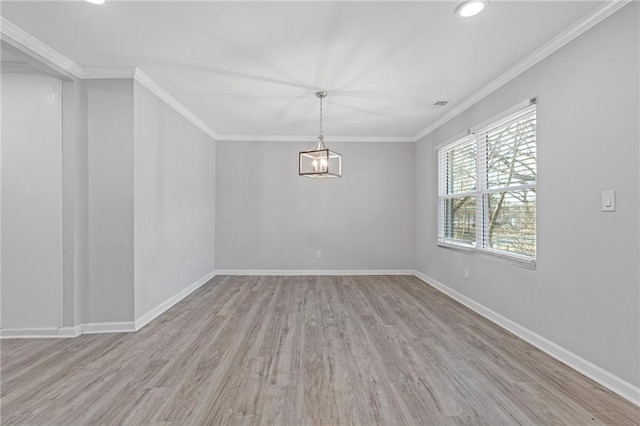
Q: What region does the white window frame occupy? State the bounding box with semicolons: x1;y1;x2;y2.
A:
437;98;537;268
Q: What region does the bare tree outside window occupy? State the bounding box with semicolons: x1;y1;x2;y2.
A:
438;103;536;263
441;137;477;244
484;111;537;257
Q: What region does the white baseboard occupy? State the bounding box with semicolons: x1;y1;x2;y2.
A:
134;271;216;330
0;322;144;338
0;327;65;338
5;269;635;406
215;269;415;276
1;271;216;339
413;271;640;407
59;325;82;337
80;322;136;334
1;322;135;338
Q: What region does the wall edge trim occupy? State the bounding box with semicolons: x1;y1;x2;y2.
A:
1;272;217;339
413;271;640;407
411;0;631;142
0;17;83;79
216;135;415;143
2;3;629;143
0;322;134;338
0;327;65;338
133;68;219;140
134;271;216;331
80;322;136;334
214;269;415;276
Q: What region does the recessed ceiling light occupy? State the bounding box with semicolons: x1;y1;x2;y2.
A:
85;0;106;4
456;0;487;18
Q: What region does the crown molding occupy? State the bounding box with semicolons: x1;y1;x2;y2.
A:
216;134;415;143
2;1;629;144
0;18;217;141
81;67;219;140
0;17;82;79
412;0;631;142
133;68;219;140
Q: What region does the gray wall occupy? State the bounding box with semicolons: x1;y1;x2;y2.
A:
62;78;87;328
216;141;415;270
133;82;216;320
82;79;218;324
1;73;63;329
415;4;639;387
85;79;135;323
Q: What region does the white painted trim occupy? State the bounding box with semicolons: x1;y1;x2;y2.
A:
0;18;217;141
1;323;133;338
133;68;219;140
1;272;217;339
413;271;640;407
412;1;631;142
215;269;414;276
80;67;218;140
0;17;82;79
2;3;628;144
0;327;64;338
80;322;136;334
216;135;415;143
4;269;637;407
134;271;216;330
469;98;536;135
59;325;82;338
0;326;80;338
433;130;474;152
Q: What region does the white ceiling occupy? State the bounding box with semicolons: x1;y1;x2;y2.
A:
1;1;602;140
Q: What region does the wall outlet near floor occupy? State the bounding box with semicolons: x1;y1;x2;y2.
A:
464;267;469;280
315;250;322;258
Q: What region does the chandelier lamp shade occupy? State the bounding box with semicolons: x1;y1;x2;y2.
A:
299;92;342;178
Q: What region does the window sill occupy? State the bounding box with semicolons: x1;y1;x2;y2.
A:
437;242;537;270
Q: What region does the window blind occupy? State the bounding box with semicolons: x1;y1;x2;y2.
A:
438;135;477;247
478;105;536;260
437;102;537;266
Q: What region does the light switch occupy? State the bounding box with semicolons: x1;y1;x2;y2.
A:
602;190;616;212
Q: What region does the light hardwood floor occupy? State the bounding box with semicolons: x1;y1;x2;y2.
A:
1;275;639;425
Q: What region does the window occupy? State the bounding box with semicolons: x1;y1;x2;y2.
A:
438;101;537;266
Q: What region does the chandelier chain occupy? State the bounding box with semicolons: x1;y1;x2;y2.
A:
299;91;341;178
319;94;323;138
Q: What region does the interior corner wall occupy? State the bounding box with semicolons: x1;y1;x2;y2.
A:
1;73;63;330
133;81;216;321
85;78;135;324
61;78;86;328
415;4;639;388
215;141;415;271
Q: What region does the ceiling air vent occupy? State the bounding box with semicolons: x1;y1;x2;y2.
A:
433;100;449;107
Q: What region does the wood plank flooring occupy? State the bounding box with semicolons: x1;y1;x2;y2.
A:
2;275;639;425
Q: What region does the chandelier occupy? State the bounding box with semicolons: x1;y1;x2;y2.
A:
298;92;342;178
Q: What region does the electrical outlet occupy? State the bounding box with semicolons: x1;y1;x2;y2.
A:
315;250;322;258
464;267;469;280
